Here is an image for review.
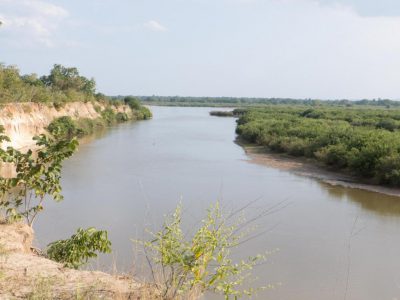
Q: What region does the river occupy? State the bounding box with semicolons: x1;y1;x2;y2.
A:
35;106;400;300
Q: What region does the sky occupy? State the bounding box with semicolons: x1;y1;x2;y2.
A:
1;0;400;99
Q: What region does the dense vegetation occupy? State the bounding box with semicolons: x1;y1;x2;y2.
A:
0;62;151;123
46;96;152;140
47;116;106;139
133;95;400;108
0;63;107;104
236;106;400;186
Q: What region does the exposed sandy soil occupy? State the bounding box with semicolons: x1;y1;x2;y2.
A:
0;102;132;178
0;102;132;151
243;145;400;198
0;223;157;299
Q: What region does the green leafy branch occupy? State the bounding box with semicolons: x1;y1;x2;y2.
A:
135;202;271;300
46;227;112;269
0;126;78;226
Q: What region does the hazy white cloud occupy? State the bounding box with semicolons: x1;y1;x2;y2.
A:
0;0;69;47
144;20;167;32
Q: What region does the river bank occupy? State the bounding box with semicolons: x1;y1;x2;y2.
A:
0;101;133;151
0;222;157;299
29;106;400;300
0;102;157;299
242;143;400;197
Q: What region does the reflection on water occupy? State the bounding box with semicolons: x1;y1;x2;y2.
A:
320;182;400;217
34;106;400;300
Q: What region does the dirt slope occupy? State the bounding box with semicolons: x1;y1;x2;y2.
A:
0;223;156;299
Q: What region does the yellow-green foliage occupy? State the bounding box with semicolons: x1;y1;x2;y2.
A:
135;202;267;299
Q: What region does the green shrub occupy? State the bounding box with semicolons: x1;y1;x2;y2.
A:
0;129;78;226
377;154;400;185
46;227;111;269
280;137;308;157
48;111;132;140
124;96;141;110
376;119;397;131
135;202;267;299
100;107;116;125
135;106;152;120
31;87;52;103
315;144;349;168
122;96;152;120
47;116;80;139
116;112;129;122
74;117;106;135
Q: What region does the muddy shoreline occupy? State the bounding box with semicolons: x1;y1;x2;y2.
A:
242;144;400;198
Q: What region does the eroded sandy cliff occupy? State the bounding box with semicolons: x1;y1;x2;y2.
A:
0;102;131;150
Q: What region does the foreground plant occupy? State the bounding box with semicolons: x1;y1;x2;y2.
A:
0;127;78;226
46;227;112;269
135;202;268;300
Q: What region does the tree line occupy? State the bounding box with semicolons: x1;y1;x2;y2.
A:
134;96;400;108
0;63;107;104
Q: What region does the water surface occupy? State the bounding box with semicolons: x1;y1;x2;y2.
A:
36;106;400;300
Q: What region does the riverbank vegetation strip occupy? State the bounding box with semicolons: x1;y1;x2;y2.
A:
235;105;400;186
47;98;152;140
134;95;400;108
0;63;152;141
0;63;151;115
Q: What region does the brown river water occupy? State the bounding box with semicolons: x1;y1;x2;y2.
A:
35;106;400;300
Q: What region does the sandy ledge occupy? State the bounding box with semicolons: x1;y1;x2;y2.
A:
0;223;158;299
242;145;400;198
